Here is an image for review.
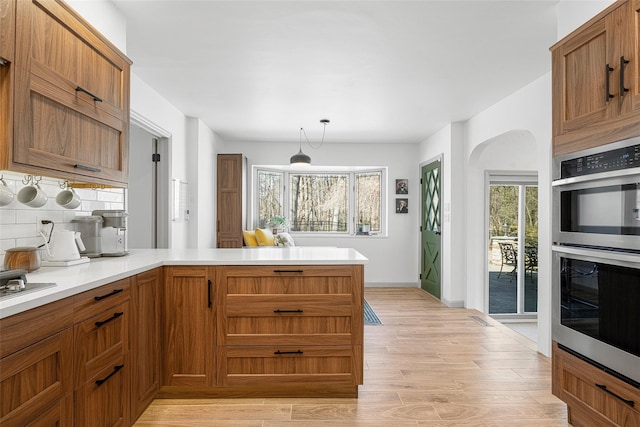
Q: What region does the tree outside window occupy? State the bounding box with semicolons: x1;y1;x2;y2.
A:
255;167;385;234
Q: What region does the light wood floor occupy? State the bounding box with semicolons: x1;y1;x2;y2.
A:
135;287;569;426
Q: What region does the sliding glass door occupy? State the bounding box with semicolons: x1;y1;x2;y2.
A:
487;176;538;316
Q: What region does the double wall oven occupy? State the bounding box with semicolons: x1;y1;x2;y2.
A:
552;138;640;386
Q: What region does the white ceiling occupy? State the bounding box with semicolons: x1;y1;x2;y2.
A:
112;0;561;144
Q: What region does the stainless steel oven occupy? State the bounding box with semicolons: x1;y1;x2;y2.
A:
552;245;640;385
552;138;640;387
552;138;640;252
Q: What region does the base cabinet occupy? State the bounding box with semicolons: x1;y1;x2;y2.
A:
0;329;74;427
552;342;640;426
131;268;162;421
162;266;216;387
216;265;364;396
75;353;130;427
73;279;131;427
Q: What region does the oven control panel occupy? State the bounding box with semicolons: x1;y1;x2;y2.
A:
561;143;640;178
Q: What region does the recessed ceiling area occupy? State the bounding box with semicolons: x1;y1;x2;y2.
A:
112;0;560;144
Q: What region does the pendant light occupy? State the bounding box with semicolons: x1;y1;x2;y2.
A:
290;119;330;165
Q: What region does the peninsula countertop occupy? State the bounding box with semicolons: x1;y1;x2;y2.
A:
0;247;368;319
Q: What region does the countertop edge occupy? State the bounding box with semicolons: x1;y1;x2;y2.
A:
0;248;367;319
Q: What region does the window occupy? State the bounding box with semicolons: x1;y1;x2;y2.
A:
255;167;386;234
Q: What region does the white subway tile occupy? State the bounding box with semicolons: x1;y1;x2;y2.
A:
0;223;38;239
97;191;124;203
0;209;16;225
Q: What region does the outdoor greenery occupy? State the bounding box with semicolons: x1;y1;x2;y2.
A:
489;185;538;245
256;169;382;233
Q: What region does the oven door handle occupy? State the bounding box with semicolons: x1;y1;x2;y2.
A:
552;245;640;267
552;167;640;187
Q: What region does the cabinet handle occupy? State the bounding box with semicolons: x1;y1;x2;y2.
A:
95;311;124;327
95;364;124;387
207;279;212;308
94;288;123;301
273;269;304;273
75;86;103;102
596;384;635;407
273;309;303;313
274;350;303;355
75;163;102;173
620;56;630;97
606;64;614;102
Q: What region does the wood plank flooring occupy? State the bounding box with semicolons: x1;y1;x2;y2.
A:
135;287;569;426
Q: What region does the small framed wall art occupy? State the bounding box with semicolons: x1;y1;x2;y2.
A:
395;179;408;194
396;198;408;213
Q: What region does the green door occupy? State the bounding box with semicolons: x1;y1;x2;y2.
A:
421;160;441;298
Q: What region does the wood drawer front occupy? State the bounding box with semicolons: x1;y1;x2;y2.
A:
75;353;130;427
222;265;358;295
225;294;353;316
553;344;640;426
0;328;73;426
218;345;361;387
74;301;129;388
19;0;130;118
73;278;130;323
0;297;73;359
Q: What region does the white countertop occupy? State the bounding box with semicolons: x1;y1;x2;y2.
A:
0;247;367;319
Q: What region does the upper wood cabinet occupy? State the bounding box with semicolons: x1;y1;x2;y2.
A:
2;0;132;186
551;0;640;156
216;154;247;248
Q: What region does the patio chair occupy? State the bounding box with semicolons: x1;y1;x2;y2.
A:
497;242;517;280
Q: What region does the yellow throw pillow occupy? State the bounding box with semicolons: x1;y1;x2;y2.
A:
254;228;275;246
242;230;258;247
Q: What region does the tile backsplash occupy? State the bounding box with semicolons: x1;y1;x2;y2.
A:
0;171;125;257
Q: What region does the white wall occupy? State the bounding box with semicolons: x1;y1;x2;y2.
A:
418;123;466;307
186;118;223;249
225;141;420;286
67;0;127;53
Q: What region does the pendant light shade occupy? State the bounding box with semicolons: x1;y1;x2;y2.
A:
290;119;329;165
290;149;311;165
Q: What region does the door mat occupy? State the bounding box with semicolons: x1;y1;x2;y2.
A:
364;299;382;325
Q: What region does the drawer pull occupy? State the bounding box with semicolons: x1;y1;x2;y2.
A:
274;350;303;355
273;269;304;273
94;288;123;301
74;163;102;173
596;384;635;407
208;279;212;308
75;86;103;102
95;311;124;327
95;364;124;387
273;309;303;314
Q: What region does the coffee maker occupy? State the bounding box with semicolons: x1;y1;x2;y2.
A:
92;210;128;256
71;215;103;258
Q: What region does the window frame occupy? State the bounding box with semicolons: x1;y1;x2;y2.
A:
252;165;387;236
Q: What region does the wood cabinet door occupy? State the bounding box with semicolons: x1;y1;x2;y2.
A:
131;268;162;421
552;18;610;138
0;329;73;427
217;154;245;248
11;0;131;186
163;266;215;387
